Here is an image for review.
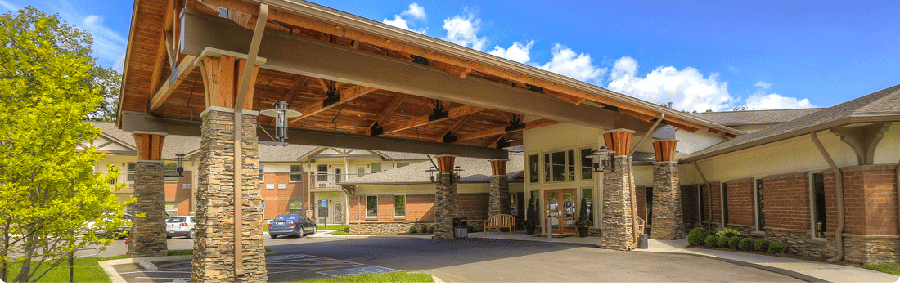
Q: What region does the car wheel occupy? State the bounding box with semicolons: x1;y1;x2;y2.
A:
298;227;305;238
270;234;277;239
187;229;195;239
312;227;317;234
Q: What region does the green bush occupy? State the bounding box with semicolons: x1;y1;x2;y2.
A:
716;236;730;248
768;242;787;254
704;235;718;248
715;228;741;238
428;225;435;233
753;239;769;252
727;236;742;249
409;226;417;234
738;238;754;251
688;227;709;246
419;225;428;234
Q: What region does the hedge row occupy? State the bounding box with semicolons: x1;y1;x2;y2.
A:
687;227;786;254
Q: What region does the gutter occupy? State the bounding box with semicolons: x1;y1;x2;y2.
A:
810;132;844;262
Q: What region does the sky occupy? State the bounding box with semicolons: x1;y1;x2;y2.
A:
2;0;899;112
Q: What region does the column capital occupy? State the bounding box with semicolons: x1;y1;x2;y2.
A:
133;133;165;161
435;154;457;173
652;139;678;162
603;129;635;156
489;159;508;176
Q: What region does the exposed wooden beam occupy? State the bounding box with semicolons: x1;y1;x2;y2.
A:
437;113;475;141
290;85;378;123
382;105;485;134
149;55;198;112
367;94;406;135
146;33;169;112
457;118;556;142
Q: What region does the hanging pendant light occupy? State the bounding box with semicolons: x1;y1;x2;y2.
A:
260;101;302;143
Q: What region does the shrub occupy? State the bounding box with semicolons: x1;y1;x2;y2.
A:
716;228;741;238
753;239;769;252
409;226;417;234
428;225;435;233
688;227;709;246
738;238;754;251
768;242;787;254
704;235;718;248
728;236;742;249
716;236;730;248
419;225;428;234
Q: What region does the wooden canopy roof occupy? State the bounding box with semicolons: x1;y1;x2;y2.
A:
117;0;741;157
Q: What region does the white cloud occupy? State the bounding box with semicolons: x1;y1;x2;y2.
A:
607;56;734;112
57;0;127;68
745;93;816;110
754;81;772;89
488;41;533;63
538;44;605;83
383;3;427;33
442;13;486;51
728;66;739;73
0;0;18;11
401;3;426;19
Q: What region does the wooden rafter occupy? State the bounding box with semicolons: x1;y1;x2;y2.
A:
382;105;485;134
367;94;406;135
456;118;556;142
289;85;378;123
149;55;198;112
436;113;474;141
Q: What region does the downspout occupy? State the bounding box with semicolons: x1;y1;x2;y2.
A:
810;132;844;262
693;162;713;230
232;3;268;277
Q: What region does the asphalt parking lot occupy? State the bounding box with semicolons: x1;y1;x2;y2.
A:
109;236;805;283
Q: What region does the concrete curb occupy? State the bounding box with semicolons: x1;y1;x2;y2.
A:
666;252;828;283
431;275;444;283
101;255;193;283
96;260;126;283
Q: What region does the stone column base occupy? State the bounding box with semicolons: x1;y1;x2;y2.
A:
129;161;167;257
488;176;510;218
600;156;634;250
433;173;458;240
650;162;685;240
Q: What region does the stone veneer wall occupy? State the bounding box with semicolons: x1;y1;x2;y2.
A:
433;173;458;239
488;176;510;218
350;222;435;235
600;156;634;250
651;162;685;239
129;161;167;257
192;109;267;282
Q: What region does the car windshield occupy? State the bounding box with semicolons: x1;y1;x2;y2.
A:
274;214;299;221
168;217;186;223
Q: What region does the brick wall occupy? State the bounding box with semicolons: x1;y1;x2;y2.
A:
726;178;754;228
348;194;435;223
458;193;490;221
825;165;899;236
163;171;192;215
681;185;699;226
635;185;648;222
260;172;309;219
762;172;811;231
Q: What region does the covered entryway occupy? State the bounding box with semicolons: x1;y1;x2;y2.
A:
116;0;738;282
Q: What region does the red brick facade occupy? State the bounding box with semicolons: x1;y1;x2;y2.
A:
260;172;310;219
825;165;899;236
163;171;192;216
761;172;811;231
725;178;754;229
348;194;436;223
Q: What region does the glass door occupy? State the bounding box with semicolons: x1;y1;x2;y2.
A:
545;189;578;235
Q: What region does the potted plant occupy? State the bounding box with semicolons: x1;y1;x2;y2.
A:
575;197;591;237
524;199;537;235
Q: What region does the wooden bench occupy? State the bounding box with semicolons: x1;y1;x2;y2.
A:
484;214;516;234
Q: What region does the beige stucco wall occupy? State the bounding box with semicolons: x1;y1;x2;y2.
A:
354;182;524;195
873;123;900;164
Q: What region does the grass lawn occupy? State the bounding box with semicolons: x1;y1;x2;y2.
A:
863;263;900;275
5;255;128;283
297;271;433;283
317;225;349;231
168;247;273;256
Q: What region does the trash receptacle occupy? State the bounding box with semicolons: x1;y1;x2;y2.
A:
454;217;468;238
639;234;648;249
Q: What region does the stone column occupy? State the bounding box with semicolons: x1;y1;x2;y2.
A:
650;139;684;239
600;129;635;251
433;155;458;240
488;159;510;219
129;133;167;257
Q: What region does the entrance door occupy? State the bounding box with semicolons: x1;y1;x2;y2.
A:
332;202;344;225
545;189;578;235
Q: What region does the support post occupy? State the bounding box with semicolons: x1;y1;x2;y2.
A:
600;129;635;250
650;139;684;239
433;155;458;239
488;159;510;220
128;133;167;257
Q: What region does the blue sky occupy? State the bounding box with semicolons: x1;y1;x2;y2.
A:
2;0;898;112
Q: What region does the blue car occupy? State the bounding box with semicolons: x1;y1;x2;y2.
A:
268;214;317;239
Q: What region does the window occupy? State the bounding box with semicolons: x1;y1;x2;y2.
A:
580;148;594;180
289;165;303;182
396;162;409;168
528;154;539;183
394;195;405;217
316;164;328;182
259;165;265;182
550;151;566;181
366;196;378;218
722;183;728;227
530;190;539;217
543;154;551;182
582;188;593;226
370;163;381;173
165;202;178;217
811;173;825;237
755;179;766;231
163;163;179;182
567;150;575;181
510;194;518;217
545;150;575;182
127;163;136;184
289;200;303;214
357;167;365;178
109;177;117;188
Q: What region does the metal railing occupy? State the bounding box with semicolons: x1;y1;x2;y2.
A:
311;172;375;189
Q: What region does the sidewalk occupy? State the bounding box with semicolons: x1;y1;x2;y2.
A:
468;230;899;283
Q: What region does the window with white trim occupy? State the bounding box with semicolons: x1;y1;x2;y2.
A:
289;165;303;182
259;165;265;182
366;195;378;218
393;195;405;217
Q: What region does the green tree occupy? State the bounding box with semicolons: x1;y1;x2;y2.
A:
0;7;132;282
86;67;122;122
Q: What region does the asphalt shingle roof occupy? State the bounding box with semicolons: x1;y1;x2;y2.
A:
686;84;900;160
341;153;525;185
693;108;823;126
93;122;200;159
